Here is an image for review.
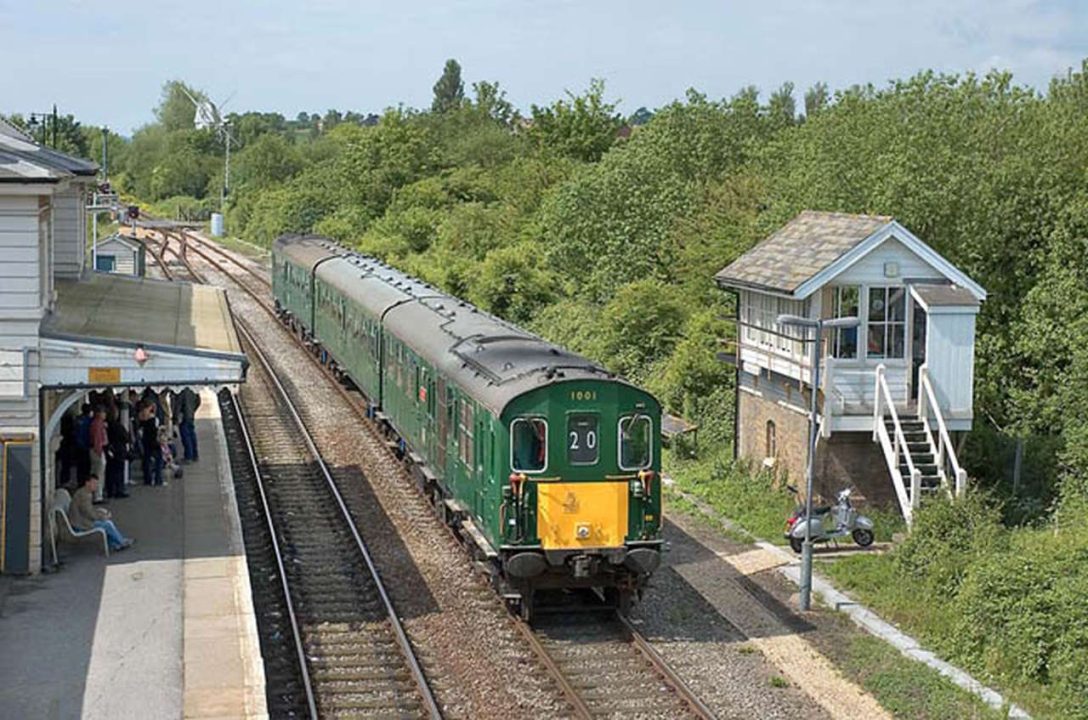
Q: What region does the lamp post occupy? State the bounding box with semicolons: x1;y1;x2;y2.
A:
25;106;57;146
777;313;860;611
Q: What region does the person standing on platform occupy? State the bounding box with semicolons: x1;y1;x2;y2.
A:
57;412;78;489
69;475;133;551
139;401;163;486
89;406;108;502
176;388;201;463
105;407;130;499
75;403;93;484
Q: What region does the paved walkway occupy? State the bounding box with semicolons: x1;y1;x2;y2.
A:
0;390;266;720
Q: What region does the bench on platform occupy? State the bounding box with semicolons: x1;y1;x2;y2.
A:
50;489;110;558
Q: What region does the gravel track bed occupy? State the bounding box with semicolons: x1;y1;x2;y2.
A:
190;252;571;719
234;344;427;718
627;521;829;719
532;613;701;720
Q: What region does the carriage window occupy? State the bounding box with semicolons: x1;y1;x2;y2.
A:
567;414;599;465
511;418;547;472
618;415;652;470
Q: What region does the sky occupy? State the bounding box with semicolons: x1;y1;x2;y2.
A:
1;0;1085;134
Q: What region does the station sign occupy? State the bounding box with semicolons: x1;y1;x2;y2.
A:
88;367;121;384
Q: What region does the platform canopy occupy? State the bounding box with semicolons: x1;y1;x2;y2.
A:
38;273;247;389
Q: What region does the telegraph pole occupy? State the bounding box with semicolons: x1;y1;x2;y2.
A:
101;126;109;179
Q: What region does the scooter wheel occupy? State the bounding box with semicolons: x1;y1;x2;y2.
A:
852;529;875;547
789;537;804;554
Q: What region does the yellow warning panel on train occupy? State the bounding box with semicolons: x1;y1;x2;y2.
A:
537;481;628;550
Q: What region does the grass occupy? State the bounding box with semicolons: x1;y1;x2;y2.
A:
663;447;907;544
210;232;271;259
663;448;796;543
821;547;1078;719
823;626;1009;719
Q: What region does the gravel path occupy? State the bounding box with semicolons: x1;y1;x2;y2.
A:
648;513;891;720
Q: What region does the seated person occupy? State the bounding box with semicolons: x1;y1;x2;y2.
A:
69;474;134;551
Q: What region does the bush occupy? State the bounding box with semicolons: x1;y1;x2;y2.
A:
895;492;1006;595
952;528;1088;717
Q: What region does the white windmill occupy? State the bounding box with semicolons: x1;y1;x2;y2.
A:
181;87;238;213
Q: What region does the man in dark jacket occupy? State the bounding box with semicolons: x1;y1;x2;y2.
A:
74;403;92;484
176;389;201;462
139;401;163;486
105;408;130;499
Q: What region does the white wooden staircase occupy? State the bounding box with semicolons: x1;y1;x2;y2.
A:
873;364;967;526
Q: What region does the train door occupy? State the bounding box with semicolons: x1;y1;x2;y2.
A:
436;378;448;477
474;415;488;519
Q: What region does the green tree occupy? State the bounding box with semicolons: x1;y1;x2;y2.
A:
232;133;303;188
766;81;797;130
472;80;515;125
155;80;202;132
432;59;466;113
804;82;829;117
529;79;621;162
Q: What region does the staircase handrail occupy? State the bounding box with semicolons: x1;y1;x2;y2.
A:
873;364;922;524
917;365;967;497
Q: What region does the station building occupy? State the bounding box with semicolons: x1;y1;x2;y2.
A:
0;119;246;574
716;211;986;525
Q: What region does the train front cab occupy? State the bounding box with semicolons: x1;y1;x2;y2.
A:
497;381;663;613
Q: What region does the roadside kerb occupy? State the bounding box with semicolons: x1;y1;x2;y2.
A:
671;487;1031;719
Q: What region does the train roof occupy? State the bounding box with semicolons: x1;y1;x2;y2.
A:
275;234;636;415
273;233;345;272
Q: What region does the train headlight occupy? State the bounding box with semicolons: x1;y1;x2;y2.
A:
575;523;591;540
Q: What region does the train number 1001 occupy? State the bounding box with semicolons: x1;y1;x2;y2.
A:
569;390;597;402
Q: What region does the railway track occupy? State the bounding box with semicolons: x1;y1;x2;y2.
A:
174;228;720;720
228;320;441;719
517;609;715;720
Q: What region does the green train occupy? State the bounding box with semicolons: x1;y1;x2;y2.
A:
272;234;663;617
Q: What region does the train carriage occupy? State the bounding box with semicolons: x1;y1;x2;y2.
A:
273;235;663;618
272;234;345;338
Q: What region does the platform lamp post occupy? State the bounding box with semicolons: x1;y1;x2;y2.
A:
776;313;860;611
25;106;57;147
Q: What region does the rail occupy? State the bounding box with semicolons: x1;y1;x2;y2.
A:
917;364;967;497
873;364;922;525
512;611;717;720
227;392;319;719
235;319;443;720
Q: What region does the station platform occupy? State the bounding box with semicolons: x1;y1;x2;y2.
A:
0;390;266;719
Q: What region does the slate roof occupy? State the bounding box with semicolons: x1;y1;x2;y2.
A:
0;118;98;183
715;210;892;295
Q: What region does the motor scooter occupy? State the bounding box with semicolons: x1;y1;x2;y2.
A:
784;486;874;553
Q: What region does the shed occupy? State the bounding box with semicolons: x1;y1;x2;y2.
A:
93;234;145;276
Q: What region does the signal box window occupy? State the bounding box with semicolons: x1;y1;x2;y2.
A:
511;418;547;472
567;414;599;465
619;415;652;470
